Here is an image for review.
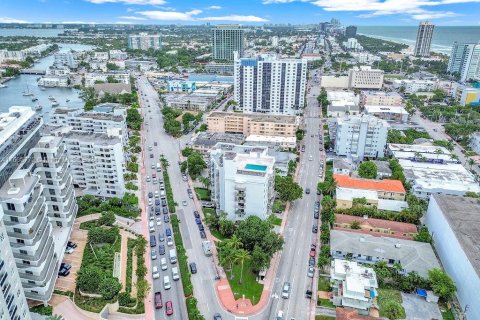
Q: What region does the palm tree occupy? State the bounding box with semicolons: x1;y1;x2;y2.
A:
235;249;251;284
226;234;243;251
434;148;443;161
468;158;475;170
160;154;169;169
198;176;210;189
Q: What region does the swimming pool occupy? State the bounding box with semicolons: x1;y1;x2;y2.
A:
245;164;267;171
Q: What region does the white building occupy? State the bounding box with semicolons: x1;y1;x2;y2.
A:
244;135;297;150
348;66;384;90
128;33;162;50
414;21;434;57
54;52;77;69
447;42;480;82
330;259;378;313
234;53;307;115
47;65;71;76
84;72;130;87
93;51;109;60
470;132;480;155
109;50;128;60
364;105;409;122
387;143;457;163
332;115;389;161
271;36;279;47
425;195;480;320
89;60;107;72
392;79;437;94
398;159;480;198
343;38;363;51
360;91;403;107
38;76;69;88
210;143;275;221
326;91;360;117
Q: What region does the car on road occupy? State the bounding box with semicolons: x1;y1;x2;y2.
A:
276;310;284;320
182;174;188;181
166;236;173;247
189;262;197;274
162;207;168;214
155;206;161;214
312;224;318;233
146;176;151;182
194;211;200;218
160;258;168;271
195;218;201;225
156;217;162;226
151;249;157;260
164;215;170;223
165;301;173;316
281;282;291;299
201;201;215;208
163;275;171;290
148;146;152;151
154;190;159;197
199;230;206;239
154;142;158;146
152;266;160;279
151;164;155;170
154;292;162;309
305;188;310;194
159;233;165;242
310;244;316;257
172;267;180;281
150;154;154;158
182;200;188;206
307;266;315;278
308;256;315;266
213;313;222;320
161;199;167;206
155;199;160;206
159;245;166;255
166;227;172;237
148;192;153;198
314;211;319;219
188;193;193;199
301;145;305;152
309;155;313;161
148;199;153;206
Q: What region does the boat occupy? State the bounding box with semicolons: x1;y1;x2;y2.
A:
32;97;38;102
40;87;46;91
23;85;34;96
66;99;70;103
0;84;7;88
35;105;42;111
51;102;59;107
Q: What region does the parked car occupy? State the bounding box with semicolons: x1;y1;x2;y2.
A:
199;231;206;239
305;289;313;299
151;249;157;260
193;211;200;218
189;262;197;274
213;313;222;320
198;224;204;231
154;292;162;309
58;268;70;277
309;244;316;257
67;241;77;249
307;266;314;278
65;246;74;254
312;224;318;233
195;218;201;225
164;215;170;223
308;256;315;266
314;211;319;219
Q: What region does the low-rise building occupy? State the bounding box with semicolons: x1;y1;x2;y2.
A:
93;52;109;60
372;160;392;178
364;105;408;122
387;143;457;164
210;143;275;221
206;112;299;137
425;194;480;320
84;72;130;87
333;159;354;175
392;79;436;94
348;66;384;90
360;91;403;107
38;76;69;87
93;83;132;97
244;135;296;150
334;214;417;240
54;52;77;69
166;95;211;111
190;132;245;155
327;91;360;117
454;85;480;106
204;63;234;75
330;259;378;313
109;50;128;60
470;132;480;155
330;230;441;277
167;80;196;93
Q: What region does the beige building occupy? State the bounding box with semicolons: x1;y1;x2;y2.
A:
360;91;403;106
206;112;299;137
348;66;384;90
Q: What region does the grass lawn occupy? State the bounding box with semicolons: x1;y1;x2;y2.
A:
317;298;335;308
268;215;282;226
378;289;406;319
318;276;331;291
202;207;215;217
226;260;263;305
194;187;211;201
441;309;455;320
210;228;228;241
315;316;335;320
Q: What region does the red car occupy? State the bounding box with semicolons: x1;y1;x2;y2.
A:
309;244;317;257
154;292;162;309
165;301;173;316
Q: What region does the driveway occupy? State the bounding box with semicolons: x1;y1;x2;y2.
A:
401;292;442;320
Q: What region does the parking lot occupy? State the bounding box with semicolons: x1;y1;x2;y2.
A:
401;292;442;320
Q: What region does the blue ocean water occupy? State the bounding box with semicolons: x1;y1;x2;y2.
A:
357;26;480;54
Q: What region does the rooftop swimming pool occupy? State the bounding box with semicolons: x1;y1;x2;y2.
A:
245;164;267;171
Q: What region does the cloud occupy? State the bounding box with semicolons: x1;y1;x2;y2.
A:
87;0;166;5
207;5;222;9
411;11;458;19
137;9;202;21
199;15;269;22
118;15;147;20
0;17;29;23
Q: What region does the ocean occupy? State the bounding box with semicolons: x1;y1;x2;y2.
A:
357;26;480;55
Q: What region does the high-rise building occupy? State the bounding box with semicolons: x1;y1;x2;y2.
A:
212;25;244;61
234;53;307;115
210;143;275;221
414;22;434;57
0;106;77;306
128;33;162;50
447;42;480;82
345;26;357;38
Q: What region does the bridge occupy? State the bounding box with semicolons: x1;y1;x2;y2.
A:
20;69;46;75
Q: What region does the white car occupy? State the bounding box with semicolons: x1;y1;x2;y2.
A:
166;236;173;247
182;200;188;206
160;258;168;271
65;247;74;254
152;266;160;279
156;217;162;226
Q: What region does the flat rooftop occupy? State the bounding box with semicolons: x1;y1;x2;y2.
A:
365;105;408;115
0;106;36;147
432;194;480;277
192;132;245;147
362;90;402;97
208;111;298;124
63;131;121;146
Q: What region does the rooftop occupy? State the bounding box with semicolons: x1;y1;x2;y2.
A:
208;111;298;124
63;131;121;146
0;106;36;147
362;90;402;97
331;230;440;277
334;174;406;193
372;160;392;175
336;307;378;320
335;214;417;239
364;105;408;115
0;169;38;200
431;194;480;276
93;83;132;95
245;135;296;143
336;115;389;127
191;132;245;147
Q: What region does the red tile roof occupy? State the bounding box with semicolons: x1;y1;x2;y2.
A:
334;174;406;193
336;307;378;320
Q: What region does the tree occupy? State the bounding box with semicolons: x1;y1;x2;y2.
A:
428;268;457;301
234;249;251;284
76;266;102;292
226;234;243;251
350;220;361;229
414;226;433;243
218;218;236;237
383;301;404;320
358;161;377;179
250;245;271;273
274;175;303;202
181;151;207;179
98;211;116;226
235;216;284;258
198;176;210;189
99;277;122;300
468;158;475;170
352;197;368;207
126;108;142;130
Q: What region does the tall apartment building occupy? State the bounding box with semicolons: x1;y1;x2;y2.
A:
348;66;384;90
414;22;434;57
234;53;307;115
210;143;275;221
128;33;161;50
345;26;357;38
206;111;299;137
331;115;389;161
0;106;77;307
360;91;403;106
212;25;244;61
447;42;480;82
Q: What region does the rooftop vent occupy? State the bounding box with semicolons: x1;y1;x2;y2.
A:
395;243;402;248
7;187;20;195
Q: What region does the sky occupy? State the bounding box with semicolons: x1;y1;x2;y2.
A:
1;0;480;26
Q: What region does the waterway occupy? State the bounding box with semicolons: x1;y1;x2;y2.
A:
0;43;93;120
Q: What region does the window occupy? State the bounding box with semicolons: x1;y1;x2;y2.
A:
45;172;52;179
13;228;21;234
20;250;27;255
366;256;372;261
25;270;32;275
16;239;24;244
56;221;62;227
10;217;18;223
22;260;30;265
40;152;47;161
53;205;59;212
6;203;15;211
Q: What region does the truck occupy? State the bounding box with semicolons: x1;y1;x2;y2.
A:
169;249;177;264
202;240;212;257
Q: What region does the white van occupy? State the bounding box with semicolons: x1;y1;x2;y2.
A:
163;275;171;290
160;190;165;197
172;267;179;281
149;221;155;233
160;258;168;270
152;266;160;279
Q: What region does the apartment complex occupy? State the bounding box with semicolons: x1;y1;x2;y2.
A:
326;91;360;118
447;42;480;82
360;91;403;107
212;25;244;61
53;52;77;69
348;66;384;90
392;79;437;94
206;111;299;137
128;33;162;50
210;143;275;221
331;115;389;161
414;21;434;57
330;259;378;314
0;107;77;306
234;53;307;115
364;105;409;122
